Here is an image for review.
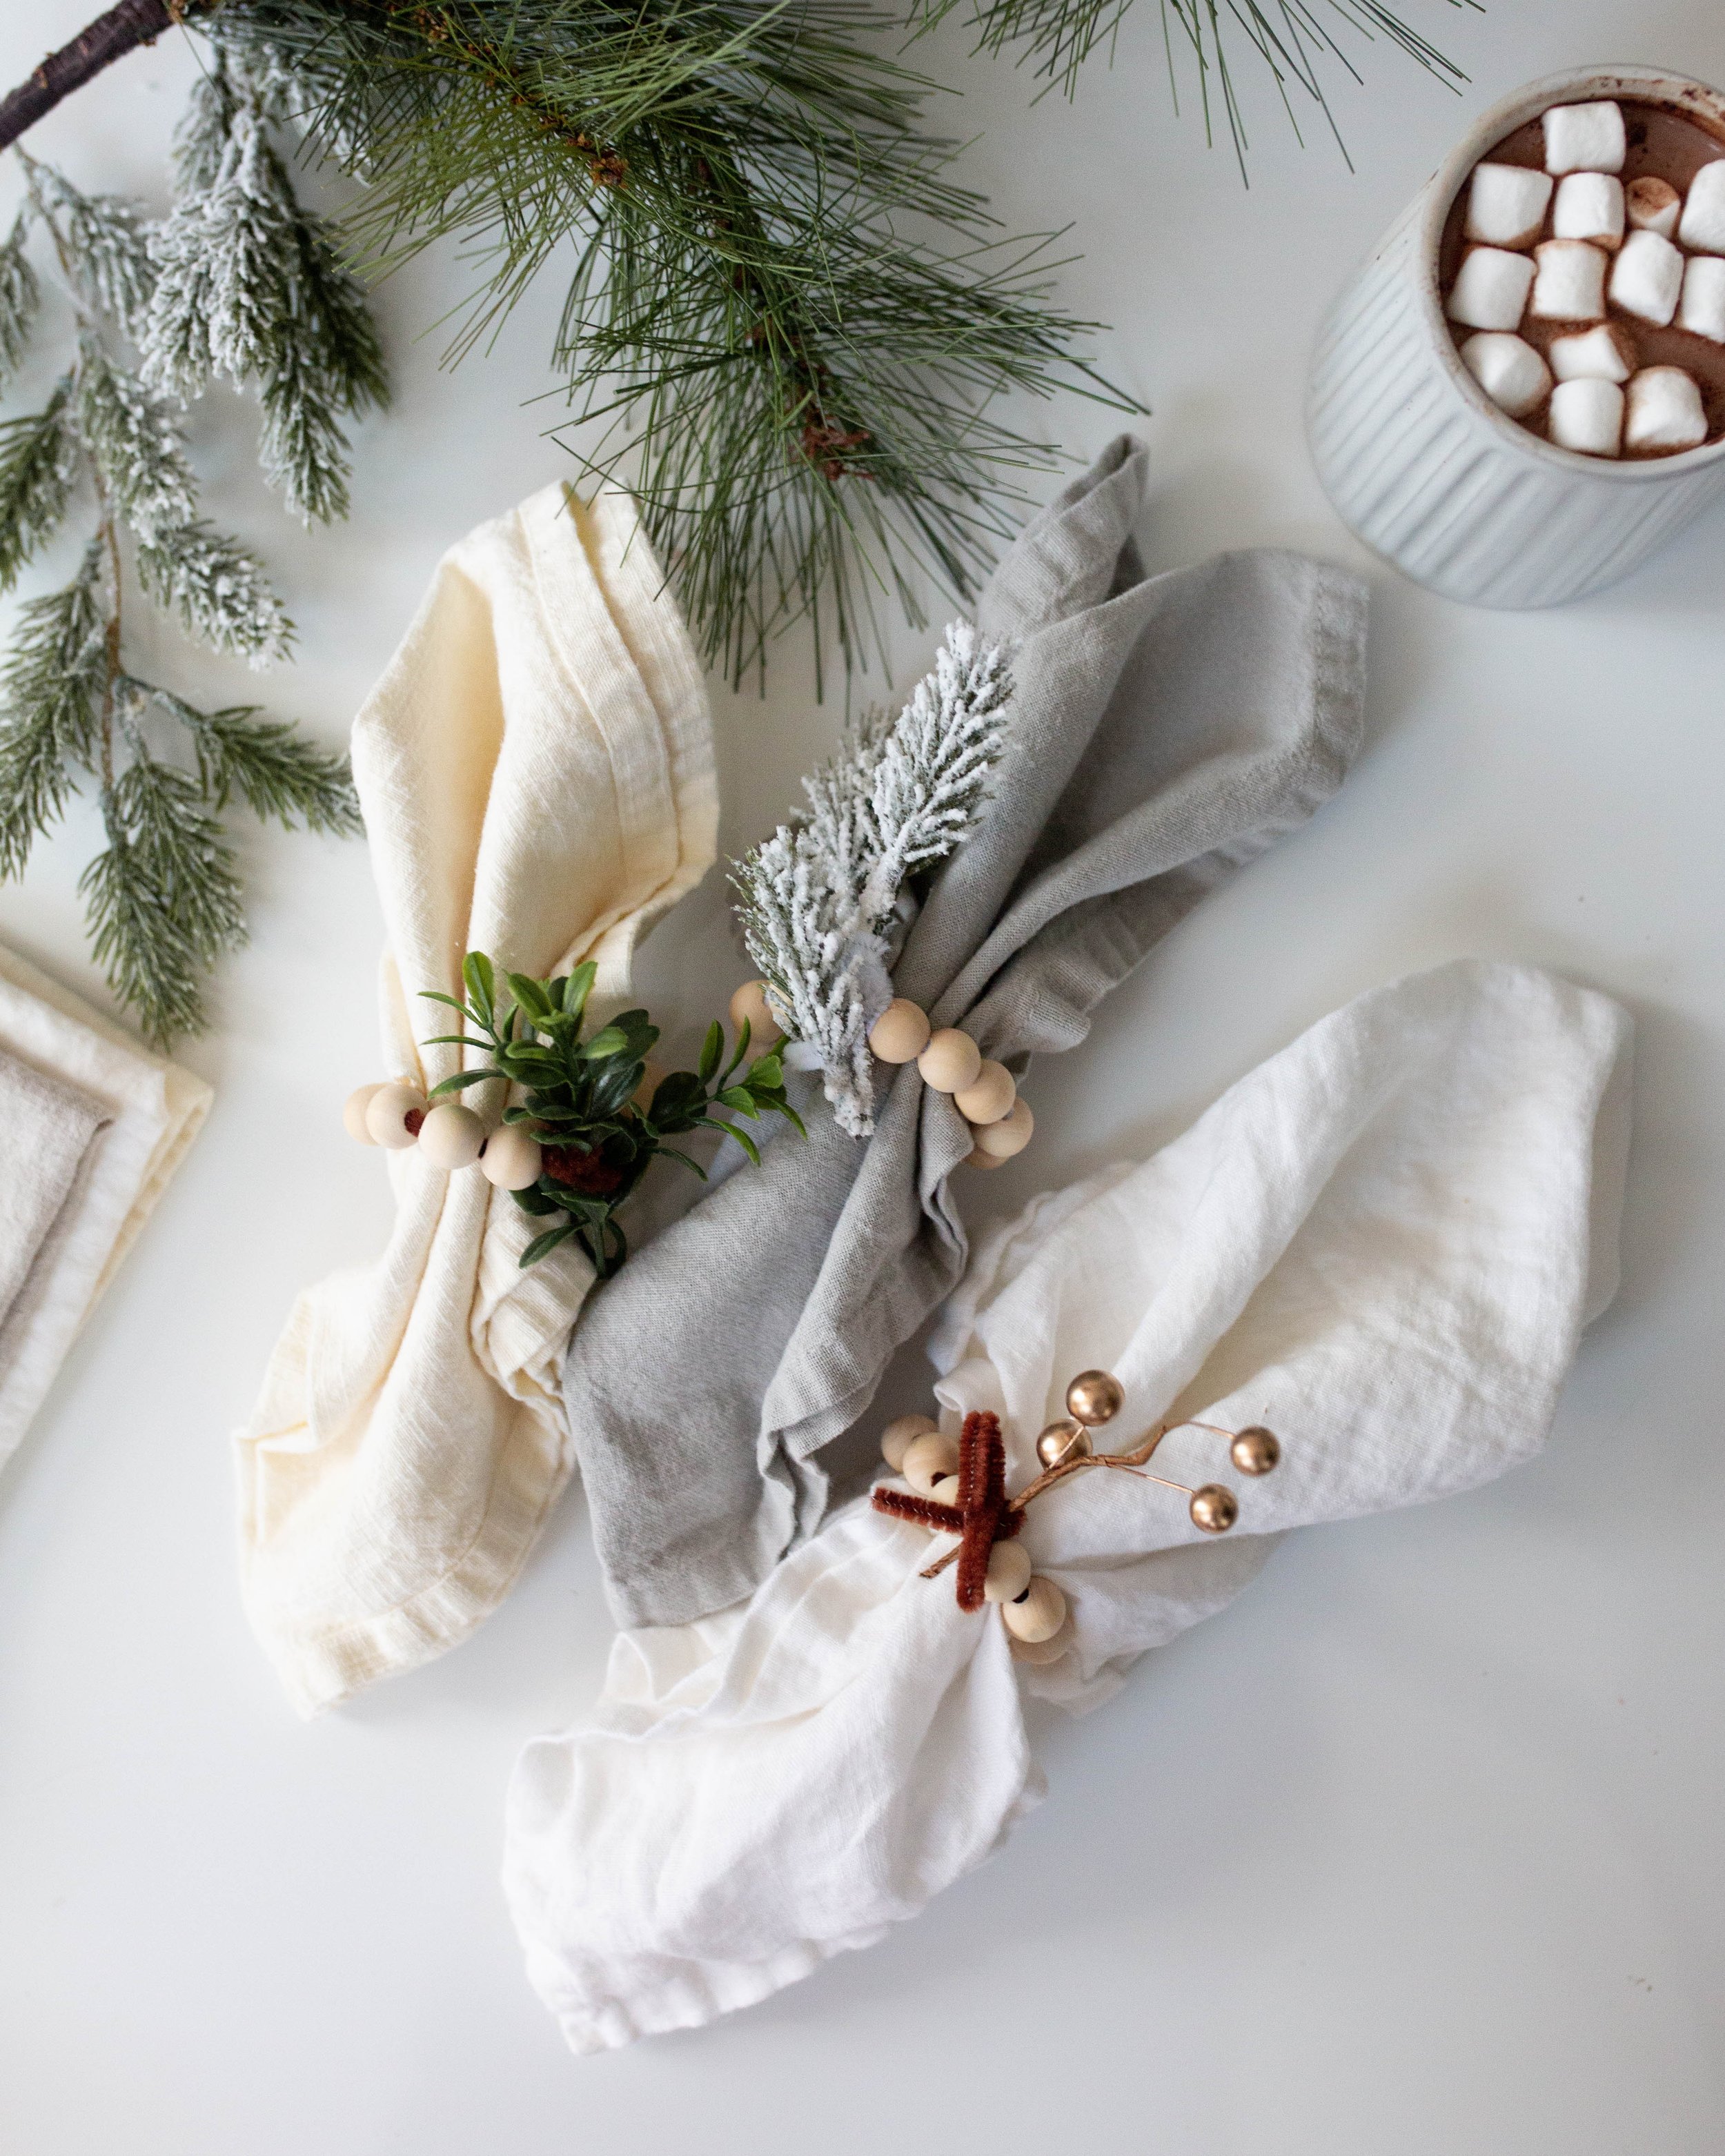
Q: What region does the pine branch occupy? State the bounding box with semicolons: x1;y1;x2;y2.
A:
0;538;110;878
126;680;362;833
75;335;197;541
0;3;214;157
21;155;157;335
0;377;77;591
733;620;1013;1131
210;0;1132;682
136;518;295;665
0;216;40;388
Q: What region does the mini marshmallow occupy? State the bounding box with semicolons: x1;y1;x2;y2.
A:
1610;228;1685;325
1446;245;1536;331
1542;100;1626;176
1678;159;1725;254
1549;322;1637;384
1626;175;1682;237
1625;366;1708;452
1463;162;1553;248
1548;376;1624;456
1552;171;1624;248
1530;239;1607;322
1679;254;1725;344
1459;332;1552;417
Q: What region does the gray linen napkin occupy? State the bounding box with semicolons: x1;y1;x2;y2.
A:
564;435;1370;1625
0;1044;109;1325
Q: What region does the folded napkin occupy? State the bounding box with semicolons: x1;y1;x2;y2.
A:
239;484;716;1717
0;941;211;1470
505;960;1632;2053
564;434;1370;1628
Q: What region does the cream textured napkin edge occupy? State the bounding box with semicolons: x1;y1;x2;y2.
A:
237;483;716;1717
0;940;212;1466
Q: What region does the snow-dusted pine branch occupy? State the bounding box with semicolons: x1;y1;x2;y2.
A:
731;622;1014;1136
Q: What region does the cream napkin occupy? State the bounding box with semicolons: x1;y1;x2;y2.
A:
0;942;211;1468
504;960;1632;2053
239;484;716;1717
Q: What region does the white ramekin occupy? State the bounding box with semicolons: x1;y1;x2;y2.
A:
1308;66;1725;608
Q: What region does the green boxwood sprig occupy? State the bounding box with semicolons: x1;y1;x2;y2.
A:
422;950;803;1278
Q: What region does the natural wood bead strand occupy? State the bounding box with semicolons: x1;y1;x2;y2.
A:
417;1102;486;1169
366;1082;428;1149
477;1127;543;1190
868;999;931;1064
981;1540;1034;1603
1001;1575;1067;1643
974;1097;1032;1159
917;1028;983;1094
344;1083;385;1143
728;978;784;1048
901;1432;961;1493
880;1412;938;1471
954;1060;1015;1125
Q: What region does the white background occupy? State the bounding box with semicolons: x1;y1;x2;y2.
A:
1;3;1722;2150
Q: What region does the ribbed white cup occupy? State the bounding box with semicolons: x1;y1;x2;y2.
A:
1308;66;1725;607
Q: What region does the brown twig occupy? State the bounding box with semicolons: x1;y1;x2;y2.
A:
0;1;207;157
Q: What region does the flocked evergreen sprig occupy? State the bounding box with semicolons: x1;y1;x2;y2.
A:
731;619;1012;1134
0;148;366;1044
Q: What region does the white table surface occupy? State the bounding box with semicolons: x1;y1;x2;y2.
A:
2;5;1721;2150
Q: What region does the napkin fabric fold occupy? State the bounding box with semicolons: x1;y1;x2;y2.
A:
238;484;716;1717
505;958;1633;2055
564;434;1370;1628
0;942;211;1470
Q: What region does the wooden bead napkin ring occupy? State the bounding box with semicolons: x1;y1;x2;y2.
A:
872;1373;1281;1659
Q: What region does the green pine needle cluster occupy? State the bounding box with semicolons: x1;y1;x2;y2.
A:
209;0;1135;684
0;150;366;1045
424;951;802;1276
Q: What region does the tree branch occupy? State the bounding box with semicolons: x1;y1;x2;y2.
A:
0;1;210;157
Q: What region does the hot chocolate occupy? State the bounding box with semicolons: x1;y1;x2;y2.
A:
1439;97;1725;456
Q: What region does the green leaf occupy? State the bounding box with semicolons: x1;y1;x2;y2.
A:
656;1147;709;1180
464;951;497;1020
0;379;75;593
747;1054;784;1089
717;1085;760;1117
511;1184;562;1216
771;1097;809;1140
152;693;361;835
562;961;597;1018
723;1121;762;1167
506;971;555;1027
420;989;471;1015
580;1025;628;1060
520;1224;576;1268
697;1020;722;1085
427;1069;495;1096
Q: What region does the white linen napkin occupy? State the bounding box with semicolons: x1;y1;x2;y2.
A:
239;482;716;1718
502;959;1632;2053
0;942;212;1470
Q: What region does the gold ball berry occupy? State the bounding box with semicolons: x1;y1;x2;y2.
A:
728;978;783;1048
1035;1418;1092;1470
1065;1369;1123;1427
880;1412;938;1472
1189;1483;1239;1534
1230;1425;1281;1476
869;998;931;1065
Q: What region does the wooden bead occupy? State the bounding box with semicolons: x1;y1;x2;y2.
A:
1230;1425;1281;1476
417;1102;486;1169
880;1412;938;1472
1009;1618;1074;1665
1190;1483;1239;1534
982;1539;1034;1603
1035;1418;1092;1469
478;1126;543;1190
964;1148;1008;1170
974;1097;1032;1158
917;1028;983;1094
901;1432;960;1493
344;1083;384;1144
930;1472;963;1505
366;1082;428;1149
954;1060;1015;1125
1065;1369;1123;1426
1001;1576;1067;1643
728;978;783;1047
868;998;931;1065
